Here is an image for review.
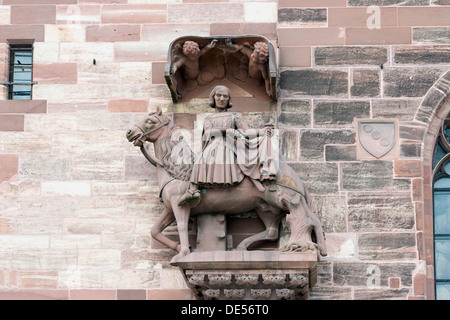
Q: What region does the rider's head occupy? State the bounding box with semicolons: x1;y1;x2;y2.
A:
209;85;232;109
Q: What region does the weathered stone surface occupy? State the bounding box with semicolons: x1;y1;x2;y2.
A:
342;161;393;191
415;87;447;124
279;69;348;97
394;159;423;178
351;69;380;97
33;63;77;84
0;100;47;114
64;218;134;234
433;0;450;4
0;132;52;154
58;270;101;288
325;145;357;161
312;196;347;233
394;45;450;64
383;67;443;97
309;286;352;300
108;99;148;113
413;27;450;44
278;8;326;25
300;130;355;160
399;7;450;26
346;27;411;45
400;143;422;158
290;162;339;194
101;270;159;289
354;288;410;300
53;131;131;155
348;0;428;5
328;7;397;28
0;154;18;182
347;193;415;231
10;5;56;24
398;123;426;143
25;114;77;132
101;4;166;24
86;25;140;42
42;181;91;197
125;155;157;181
372;99;421;121
359;233;417;260
122;249;174;269
279;130;298;161
315;47;387;66
0;25;45;42
167;3;243;24
0;235;48;249
12;250;77;270
77;62;120;85
77;198;124;219
78;250;121;269
314;100;370;126
73;154;124;180
333;262;416;287
19;154;72;181
46;25;83;44
91;181;139;197
59;42;114;62
278;99;311;127
0;115;24;132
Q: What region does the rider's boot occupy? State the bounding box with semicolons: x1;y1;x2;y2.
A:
178;182;201;207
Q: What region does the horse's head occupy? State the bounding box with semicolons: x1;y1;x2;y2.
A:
126;107;172;146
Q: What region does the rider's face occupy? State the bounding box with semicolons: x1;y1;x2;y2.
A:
214;88;230;110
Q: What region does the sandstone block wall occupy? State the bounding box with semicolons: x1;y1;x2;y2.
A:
0;0;449;300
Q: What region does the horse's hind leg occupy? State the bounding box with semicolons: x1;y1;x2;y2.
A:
171;205;191;261
150;208;180;252
236;205;283;250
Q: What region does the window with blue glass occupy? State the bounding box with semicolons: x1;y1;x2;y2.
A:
8;44;33;100
433;118;450;300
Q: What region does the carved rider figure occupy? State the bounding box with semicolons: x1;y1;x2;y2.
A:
177;85;277;207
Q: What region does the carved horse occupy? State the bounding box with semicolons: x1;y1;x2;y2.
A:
126;108;327;262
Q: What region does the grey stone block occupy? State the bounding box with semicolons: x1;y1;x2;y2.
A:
383;67;443;97
279;69;348;97
315;46;387;66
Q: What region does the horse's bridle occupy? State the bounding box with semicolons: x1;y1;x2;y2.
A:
135;114;170;167
135;114;170;145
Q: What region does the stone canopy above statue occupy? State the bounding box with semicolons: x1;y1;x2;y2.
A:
165;35;277;104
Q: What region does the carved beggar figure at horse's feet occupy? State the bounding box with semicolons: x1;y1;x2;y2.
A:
126;86;327;262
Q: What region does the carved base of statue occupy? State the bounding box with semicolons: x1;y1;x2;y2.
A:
172;250;318;300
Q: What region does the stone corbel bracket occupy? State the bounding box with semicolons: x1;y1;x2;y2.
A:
164;35;277;103
173;251;318;300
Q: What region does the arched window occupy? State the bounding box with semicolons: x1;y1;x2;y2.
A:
432;117;450;299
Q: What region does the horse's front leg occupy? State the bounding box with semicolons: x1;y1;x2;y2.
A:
171;204;191;262
150;208;180;252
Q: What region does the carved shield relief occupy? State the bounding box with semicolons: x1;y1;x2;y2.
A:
357;120;398;159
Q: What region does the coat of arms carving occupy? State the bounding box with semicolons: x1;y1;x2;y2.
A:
357;120;398;159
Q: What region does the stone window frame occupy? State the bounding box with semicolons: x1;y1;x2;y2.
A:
7;43;34;100
419;70;450;300
431;116;450;299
